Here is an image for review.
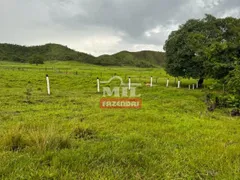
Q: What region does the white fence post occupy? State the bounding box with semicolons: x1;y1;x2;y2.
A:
193;84;195;90
150;76;153;87
166;79;169;87
177;81;181;88
97;77;100;92
46;74;50;95
128;77;131;90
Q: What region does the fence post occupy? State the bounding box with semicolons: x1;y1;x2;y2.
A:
46;74;51;95
177;81;181;88
166;79;169;87
150;76;153;87
129;77;131;90
97;77;100;93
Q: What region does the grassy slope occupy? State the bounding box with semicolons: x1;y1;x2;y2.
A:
0;61;239;179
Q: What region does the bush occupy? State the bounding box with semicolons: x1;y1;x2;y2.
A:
226;65;240;95
206;93;240;112
29;55;44;65
136;60;155;68
12;56;26;63
72;127;96;140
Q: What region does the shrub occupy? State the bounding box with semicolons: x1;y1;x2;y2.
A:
29;55;44;65
0;129;28;151
226;65;240;95
72;127;96;140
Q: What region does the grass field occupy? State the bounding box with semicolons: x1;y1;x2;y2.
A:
0;61;240;179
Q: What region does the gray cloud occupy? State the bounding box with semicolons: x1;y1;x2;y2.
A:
0;0;240;56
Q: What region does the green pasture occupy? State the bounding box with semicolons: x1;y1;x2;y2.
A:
0;61;239;179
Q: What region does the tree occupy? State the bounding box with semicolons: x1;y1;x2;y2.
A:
29;55;44;65
12;56;26;63
164;14;240;86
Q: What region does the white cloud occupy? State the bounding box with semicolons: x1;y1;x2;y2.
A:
196;0;224;9
220;8;240;18
131;44;163;52
144;23;179;38
75;35;123;56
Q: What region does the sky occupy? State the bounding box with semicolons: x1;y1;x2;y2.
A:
1;0;240;56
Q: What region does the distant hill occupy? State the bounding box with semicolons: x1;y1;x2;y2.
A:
0;43;165;67
0;43;95;64
112;50;165;67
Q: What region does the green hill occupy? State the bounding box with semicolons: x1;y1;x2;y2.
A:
111;50;165;67
92;50;165;67
0;43;95;64
0;43;165;67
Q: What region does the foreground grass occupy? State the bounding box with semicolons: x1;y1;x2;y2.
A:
0;61;239;179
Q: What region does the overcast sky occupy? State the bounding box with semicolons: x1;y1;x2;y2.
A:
1;0;240;56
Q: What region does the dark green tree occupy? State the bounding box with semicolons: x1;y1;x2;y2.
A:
164;15;240;86
29;55;44;65
12;56;26;63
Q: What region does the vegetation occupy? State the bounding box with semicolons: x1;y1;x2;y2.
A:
29;55;44;65
111;50;165;67
164;14;240;110
0;43;165;67
0;43;95;64
226;66;240;95
0;61;239;179
164;14;240;83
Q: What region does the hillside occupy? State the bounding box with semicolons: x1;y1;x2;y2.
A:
112;50;165;67
0;43;165;67
0;43;95;64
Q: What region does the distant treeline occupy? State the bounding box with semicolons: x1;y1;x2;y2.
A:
0;43;165;67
